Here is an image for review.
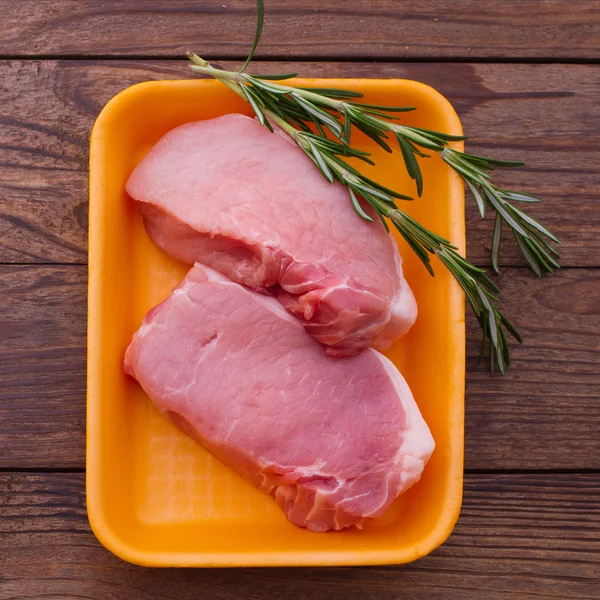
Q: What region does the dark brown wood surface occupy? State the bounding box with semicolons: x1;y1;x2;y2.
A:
2;60;599;266
2;266;599;470
1;2;599;598
2;0;600;59
2;473;599;599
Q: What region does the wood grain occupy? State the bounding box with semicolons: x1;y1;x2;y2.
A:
1;59;599;266
1;472;599;600
0;266;86;467
2;0;599;60
1;265;599;470
1;2;598;595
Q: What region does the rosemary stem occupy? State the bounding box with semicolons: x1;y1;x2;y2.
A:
188;58;247;100
189;64;237;80
186;51;209;68
221;78;246;99
263;109;298;136
189;53;342;110
293;89;341;109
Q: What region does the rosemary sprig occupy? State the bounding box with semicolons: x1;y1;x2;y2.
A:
187;55;559;278
186;0;559;373
187;53;520;372
266;113;522;374
440;149;560;275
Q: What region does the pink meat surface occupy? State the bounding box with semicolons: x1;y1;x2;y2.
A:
126;114;417;356
124;264;434;532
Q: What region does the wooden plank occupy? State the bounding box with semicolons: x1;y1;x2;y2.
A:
0;266;86;466
1;472;599;599
1;265;599;470
465;268;600;469
1;59;598;266
2;1;599;59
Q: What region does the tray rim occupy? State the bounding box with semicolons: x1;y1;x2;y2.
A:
87;77;465;567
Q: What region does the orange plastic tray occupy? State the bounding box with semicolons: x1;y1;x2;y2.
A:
88;78;465;567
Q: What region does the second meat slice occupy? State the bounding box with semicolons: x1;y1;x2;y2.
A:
126;114;417;356
124;264;434;532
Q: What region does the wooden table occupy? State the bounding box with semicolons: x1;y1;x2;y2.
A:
1;2;600;598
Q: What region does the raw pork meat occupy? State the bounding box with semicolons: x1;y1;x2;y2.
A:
124;264;434;532
126;114;417;356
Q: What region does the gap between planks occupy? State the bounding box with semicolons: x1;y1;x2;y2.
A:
2;55;600;64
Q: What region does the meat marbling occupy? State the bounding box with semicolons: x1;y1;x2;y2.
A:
124;264;434;532
126;114;417;356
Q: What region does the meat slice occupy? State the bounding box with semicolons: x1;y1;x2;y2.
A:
126;114;417;356
124;264;434;532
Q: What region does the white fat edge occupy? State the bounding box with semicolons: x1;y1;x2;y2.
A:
376;285;417;349
374;351;435;465
170;281;196;296
391;284;418;323
390;238;418;323
192;262;305;330
134;319;155;339
192;262;235;284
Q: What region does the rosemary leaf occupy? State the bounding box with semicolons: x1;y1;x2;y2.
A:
491;212;503;274
348;187;374;222
396;134;423;196
238;0;264;73
298;87;363;99
465;179;486;219
252;73;298;80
